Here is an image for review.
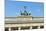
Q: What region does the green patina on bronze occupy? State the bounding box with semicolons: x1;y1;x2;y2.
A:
21;10;31;16
20;6;31;16
16;6;32;18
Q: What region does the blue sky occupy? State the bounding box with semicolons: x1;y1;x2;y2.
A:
5;0;44;17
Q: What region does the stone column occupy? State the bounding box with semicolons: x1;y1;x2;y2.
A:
38;26;40;29
18;27;21;30
8;27;11;31
30;26;32;30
